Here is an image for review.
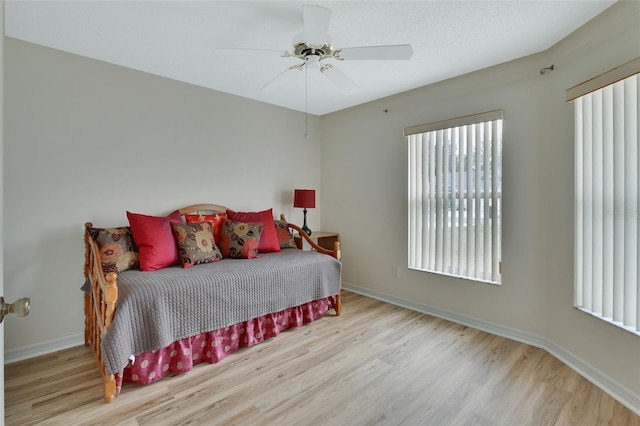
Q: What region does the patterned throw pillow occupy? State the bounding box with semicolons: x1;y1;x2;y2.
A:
274;220;296;249
89;226;139;273
170;222;222;268
185;213;227;246
219;220;263;259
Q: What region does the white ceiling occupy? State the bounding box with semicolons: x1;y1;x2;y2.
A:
5;1;616;115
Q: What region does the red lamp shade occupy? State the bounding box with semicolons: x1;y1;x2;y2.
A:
293;189;316;209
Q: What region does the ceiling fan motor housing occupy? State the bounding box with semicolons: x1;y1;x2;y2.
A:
293;42;337;61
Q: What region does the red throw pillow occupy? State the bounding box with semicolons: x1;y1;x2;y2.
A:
226;208;280;253
185;213;226;246
127;210;182;271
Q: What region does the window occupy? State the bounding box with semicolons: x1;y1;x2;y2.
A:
405;110;503;284
568;58;640;335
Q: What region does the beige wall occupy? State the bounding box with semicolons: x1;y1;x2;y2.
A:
3;38;322;353
321;0;640;400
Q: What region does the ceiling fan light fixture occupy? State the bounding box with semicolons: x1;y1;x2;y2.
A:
306;55;321;69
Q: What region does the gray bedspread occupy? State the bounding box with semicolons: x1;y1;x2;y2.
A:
101;249;341;375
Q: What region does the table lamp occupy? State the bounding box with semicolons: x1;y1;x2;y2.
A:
293;189;315;235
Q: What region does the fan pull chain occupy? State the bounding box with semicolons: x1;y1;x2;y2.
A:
304;58;309;138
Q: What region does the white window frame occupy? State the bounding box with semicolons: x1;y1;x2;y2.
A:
405;110;503;284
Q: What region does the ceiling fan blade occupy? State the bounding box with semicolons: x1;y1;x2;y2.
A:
321;65;358;95
337;44;414;60
213;48;287;57
303;5;332;45
260;66;299;93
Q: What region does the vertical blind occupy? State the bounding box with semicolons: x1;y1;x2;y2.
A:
405;110;502;283
572;65;640;335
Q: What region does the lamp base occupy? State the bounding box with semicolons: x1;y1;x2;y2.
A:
302;209;312;235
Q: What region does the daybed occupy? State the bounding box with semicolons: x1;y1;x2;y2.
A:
83;204;342;402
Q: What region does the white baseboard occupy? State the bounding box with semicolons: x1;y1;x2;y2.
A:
4;333;84;365
342;282;640;416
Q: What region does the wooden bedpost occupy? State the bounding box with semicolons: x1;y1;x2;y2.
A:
84;222;119;402
83;223;93;346
335;294;342;316
333;241;342;315
333;241;341;261
104;377;116;403
104;273;118;328
84;294;91;346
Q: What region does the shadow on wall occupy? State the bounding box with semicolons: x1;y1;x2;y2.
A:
279;189;305;226
279;189;294;211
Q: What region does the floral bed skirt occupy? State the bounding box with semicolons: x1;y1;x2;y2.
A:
114;295;337;395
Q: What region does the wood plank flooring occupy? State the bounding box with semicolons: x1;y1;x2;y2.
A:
5;291;640;425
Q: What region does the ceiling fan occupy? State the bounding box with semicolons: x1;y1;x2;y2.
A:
213;4;413;95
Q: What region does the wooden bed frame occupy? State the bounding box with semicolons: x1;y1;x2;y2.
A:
83;204;341;402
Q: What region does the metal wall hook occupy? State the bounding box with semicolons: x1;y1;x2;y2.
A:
0;297;30;323
540;65;555;75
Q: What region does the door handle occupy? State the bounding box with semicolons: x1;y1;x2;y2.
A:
0;297;30;323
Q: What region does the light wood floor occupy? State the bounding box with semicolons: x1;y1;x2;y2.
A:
5;291;640;425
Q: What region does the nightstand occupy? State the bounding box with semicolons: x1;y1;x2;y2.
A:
294;231;339;251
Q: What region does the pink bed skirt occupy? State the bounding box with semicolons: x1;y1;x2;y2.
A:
114;295;338;395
